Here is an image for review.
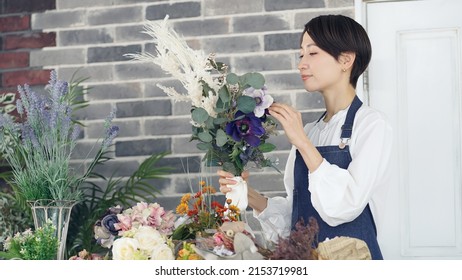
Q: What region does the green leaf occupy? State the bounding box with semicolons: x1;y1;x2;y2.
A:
197;142;212;151
241;72;265;89
191;107;209;124
213;118;228;125
198;131;213;142
205;117;215;129
258;142;276;153
227;73;239;85
215;129;228;147
218;86;230;103
237;95;256;114
222;162;239;176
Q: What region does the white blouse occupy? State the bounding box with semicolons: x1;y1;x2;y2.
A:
254;104;393;243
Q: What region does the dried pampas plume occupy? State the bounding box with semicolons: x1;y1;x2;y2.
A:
124;15;221;117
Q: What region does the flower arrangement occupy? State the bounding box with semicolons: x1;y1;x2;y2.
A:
171;180;240;240
125;16;278;176
0;70;119;204
0;220;58;260
94;202;176;260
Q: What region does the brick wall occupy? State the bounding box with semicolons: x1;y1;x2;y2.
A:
0;0;56;97
2;0;354;229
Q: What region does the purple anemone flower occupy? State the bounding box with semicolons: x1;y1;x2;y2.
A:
225;111;265;147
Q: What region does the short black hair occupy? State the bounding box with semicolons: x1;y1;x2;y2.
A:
303;15;372;89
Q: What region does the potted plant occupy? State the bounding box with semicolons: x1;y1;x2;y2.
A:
0;70;118;259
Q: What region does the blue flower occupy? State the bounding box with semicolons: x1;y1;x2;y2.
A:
225;111;265;147
101;214;120;236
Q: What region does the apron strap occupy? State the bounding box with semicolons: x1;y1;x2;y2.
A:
340;95;363;139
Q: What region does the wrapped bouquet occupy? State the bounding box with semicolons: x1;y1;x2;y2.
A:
125;16;278;178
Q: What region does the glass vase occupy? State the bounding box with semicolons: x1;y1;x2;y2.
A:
28;199;77;260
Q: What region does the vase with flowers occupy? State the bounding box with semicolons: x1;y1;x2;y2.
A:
0;70;119;259
126;16;279;213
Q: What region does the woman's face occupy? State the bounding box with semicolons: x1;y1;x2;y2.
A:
298;32;343;93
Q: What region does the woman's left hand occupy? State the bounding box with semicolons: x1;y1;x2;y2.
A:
268;103;308;148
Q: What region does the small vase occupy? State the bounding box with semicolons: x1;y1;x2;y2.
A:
225;176;248;212
28;199;77;260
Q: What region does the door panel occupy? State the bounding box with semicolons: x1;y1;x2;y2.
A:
360;0;462;259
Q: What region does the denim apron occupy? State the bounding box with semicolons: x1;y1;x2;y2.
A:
291;95;383;260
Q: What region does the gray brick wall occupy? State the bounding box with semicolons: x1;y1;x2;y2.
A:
29;0;355;225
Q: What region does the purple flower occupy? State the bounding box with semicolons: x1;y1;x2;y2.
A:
243;86;273;118
239;146;255;166
225;111;265;147
102;125;119;149
101;214;121;236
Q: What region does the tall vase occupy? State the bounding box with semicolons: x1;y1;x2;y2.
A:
28;199;77;260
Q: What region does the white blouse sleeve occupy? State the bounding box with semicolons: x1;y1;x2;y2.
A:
308;111;393;226
252;147;297;243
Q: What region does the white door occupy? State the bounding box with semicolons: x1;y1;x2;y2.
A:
357;0;462;259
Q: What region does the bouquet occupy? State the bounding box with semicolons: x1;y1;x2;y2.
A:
94;202;176;260
171;180;240;240
125;16;278;176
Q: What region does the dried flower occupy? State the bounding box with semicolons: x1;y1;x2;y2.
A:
268;217;319;260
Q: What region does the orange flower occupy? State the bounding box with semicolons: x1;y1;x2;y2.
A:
200;180;206;186
228;204;240;214
211;201;224;210
176;203;189;215
188;254;202;260
181;193;191;204
202;186;216;194
188;209;198;216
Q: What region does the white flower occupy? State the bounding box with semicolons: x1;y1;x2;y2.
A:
150;243;175;260
133;226;164;252
243;86;273;117
112;237;140;260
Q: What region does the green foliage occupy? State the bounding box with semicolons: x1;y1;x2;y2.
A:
0;71;118;205
1;220;58;260
0;92;16;115
0;92;16;158
0;193;33;250
0;70;173;259
66;152;171;257
190;65;278;176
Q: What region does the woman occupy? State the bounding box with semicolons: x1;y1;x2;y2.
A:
218;15;392;260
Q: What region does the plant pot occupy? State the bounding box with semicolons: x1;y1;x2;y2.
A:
27;199;77;260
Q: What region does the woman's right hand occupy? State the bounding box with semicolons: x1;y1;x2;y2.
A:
217;170;249;194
